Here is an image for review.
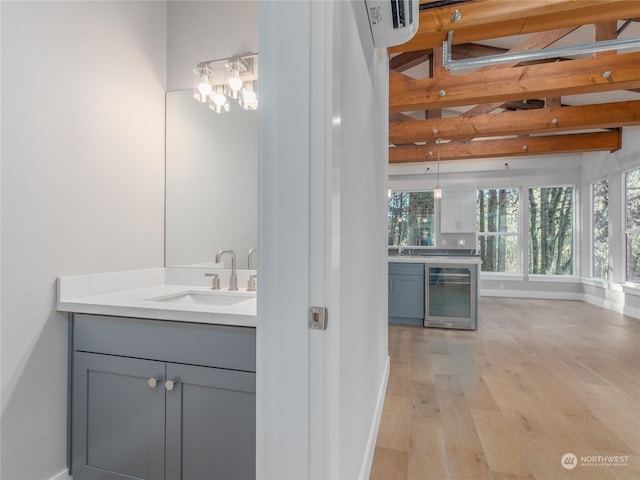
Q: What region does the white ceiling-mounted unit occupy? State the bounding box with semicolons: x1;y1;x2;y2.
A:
365;0;419;48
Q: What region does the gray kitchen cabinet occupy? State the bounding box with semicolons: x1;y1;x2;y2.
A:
70;314;256;480
388;262;424;325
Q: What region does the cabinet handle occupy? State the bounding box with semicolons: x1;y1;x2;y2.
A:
148;378;159;389
165;380;176;391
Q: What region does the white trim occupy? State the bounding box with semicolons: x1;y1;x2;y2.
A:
358;355;390;480
528;274;580;283
623;283;640;296
48;469;71;480
581;277;610;288
582;292;625;315
480;274;525;282
480;289;582;301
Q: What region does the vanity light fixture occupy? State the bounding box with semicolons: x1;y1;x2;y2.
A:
193;53;258;113
434;138;443;200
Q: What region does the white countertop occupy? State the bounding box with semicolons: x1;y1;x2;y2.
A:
57;268;257;327
389;255;482;264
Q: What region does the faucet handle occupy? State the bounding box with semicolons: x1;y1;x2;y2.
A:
204;273;220;290
247;274;257;292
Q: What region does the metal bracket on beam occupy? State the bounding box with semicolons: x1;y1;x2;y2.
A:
442;30;640;71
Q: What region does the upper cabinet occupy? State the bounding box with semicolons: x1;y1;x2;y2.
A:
440;187;477;233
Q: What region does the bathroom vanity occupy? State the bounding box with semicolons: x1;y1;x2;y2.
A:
58;268;256;480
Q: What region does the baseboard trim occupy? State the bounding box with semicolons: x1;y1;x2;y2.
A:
480;289;582;301
358;355;390;480
481;289;640;320
49;469;71;480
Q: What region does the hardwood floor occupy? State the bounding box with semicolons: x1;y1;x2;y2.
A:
370;297;640;480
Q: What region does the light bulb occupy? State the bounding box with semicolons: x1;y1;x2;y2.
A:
213;91;227;107
198;77;212;97
229;75;243;92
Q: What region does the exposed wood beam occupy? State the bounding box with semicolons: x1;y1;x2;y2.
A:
389;100;640;144
595;22;618;56
390;0;640;53
503;99;546;110
451;43;507;59
388;131;622;164
390;50;431;72
452;28;578;117
389;112;417;122
389;52;640;112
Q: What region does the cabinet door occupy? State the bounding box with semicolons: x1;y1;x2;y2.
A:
389;274;425;319
440;187;477;233
165;363;256;480
72;352;165;480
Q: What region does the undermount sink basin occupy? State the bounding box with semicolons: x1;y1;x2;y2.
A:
149;290;254;307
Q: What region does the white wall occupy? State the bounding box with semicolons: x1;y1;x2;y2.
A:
334;3;389;478
258;1;389;478
0;2;167;478
167;0;258;91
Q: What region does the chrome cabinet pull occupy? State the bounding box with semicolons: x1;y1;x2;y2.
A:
148;378;159;389
165;380;176;391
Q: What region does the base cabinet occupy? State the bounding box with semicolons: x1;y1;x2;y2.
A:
70;314;256;480
388;262;424;325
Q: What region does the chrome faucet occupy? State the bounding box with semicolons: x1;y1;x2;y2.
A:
247;248;257;269
215;249;238;291
247;249;257;291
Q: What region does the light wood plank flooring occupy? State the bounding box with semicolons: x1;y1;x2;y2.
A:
371;297;640;480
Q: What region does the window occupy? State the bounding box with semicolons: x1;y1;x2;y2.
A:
477;188;520;273
528;186;574;275
591;179;609;280
625;168;640;282
388;191;435;246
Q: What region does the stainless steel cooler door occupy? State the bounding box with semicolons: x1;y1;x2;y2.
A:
425;263;477;329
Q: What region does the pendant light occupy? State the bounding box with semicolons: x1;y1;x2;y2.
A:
434;138;442;200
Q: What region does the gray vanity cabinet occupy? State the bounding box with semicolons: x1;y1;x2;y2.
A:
72;352;166;480
165;363;255;480
70;314;256;480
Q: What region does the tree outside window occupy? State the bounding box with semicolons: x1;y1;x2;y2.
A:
388;191;435;246
592;179;609;280
625;168;640;282
477;188;519;273
528;186;574;275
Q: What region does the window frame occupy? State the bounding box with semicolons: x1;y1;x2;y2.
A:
387;188;437;249
590;177;609;281
624;167;640;284
526;184;576;277
476;186;522;275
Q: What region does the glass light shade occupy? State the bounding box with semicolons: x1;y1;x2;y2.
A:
242;87;256;104
434;187;442;200
212;90;227;107
229;75;243;92
198;79;212;97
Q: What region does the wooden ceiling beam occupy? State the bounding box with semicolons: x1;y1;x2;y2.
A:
390;0;640;53
388;130;622;164
390;51;640;112
390;100;640;144
390;50;431;72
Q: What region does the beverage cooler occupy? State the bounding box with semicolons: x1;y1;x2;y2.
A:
424;263;478;330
